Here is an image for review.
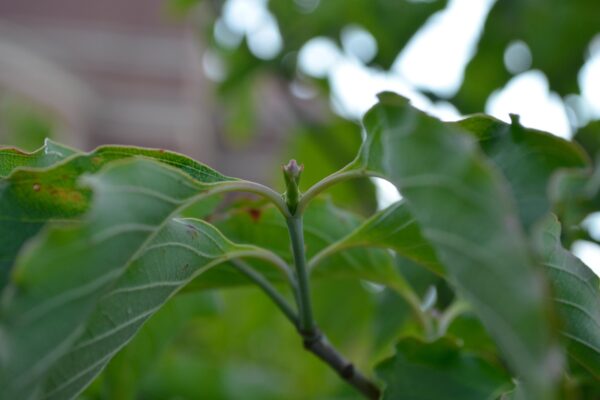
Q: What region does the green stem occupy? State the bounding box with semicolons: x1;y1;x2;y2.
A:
437;300;470;336
286;215;316;332
231;258;299;327
300;329;381;399
389;279;434;339
280;160;382;398
297;169;366;214
246;248;303;313
242;247;296;286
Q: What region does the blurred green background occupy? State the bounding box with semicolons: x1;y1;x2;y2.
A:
1;0;599;398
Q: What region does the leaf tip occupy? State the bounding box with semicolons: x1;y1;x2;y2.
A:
376;91;410;106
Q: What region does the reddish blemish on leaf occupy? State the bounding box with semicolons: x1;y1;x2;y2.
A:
247;208;262;222
50;187;84;204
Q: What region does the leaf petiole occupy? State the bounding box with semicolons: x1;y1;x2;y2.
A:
230;258;300;327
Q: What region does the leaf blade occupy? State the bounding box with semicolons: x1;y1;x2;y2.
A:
0;144;234;288
0;139;78;177
535;215;600;377
0;158;231;399
456;114;588;229
210;197;400;286
376;337;512;400
310;201;442;276
354;93;562;398
40;218;269;400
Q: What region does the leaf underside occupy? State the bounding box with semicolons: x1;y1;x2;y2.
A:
356;93;561;398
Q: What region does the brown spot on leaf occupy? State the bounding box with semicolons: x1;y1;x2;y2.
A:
91;157;102;166
70;192;83;202
247;208;262;222
32;183;41;192
48;187;83;204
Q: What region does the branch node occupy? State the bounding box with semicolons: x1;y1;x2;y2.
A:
298;327;381;399
341;363;355;379
300;328;322;348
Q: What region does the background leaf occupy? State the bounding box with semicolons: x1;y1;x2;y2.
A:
376;337;512;400
100;291;219;400
455;0;600;112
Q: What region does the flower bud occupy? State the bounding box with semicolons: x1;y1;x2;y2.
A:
283;159;303;214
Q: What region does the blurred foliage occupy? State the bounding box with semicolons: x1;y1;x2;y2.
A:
85;292;219;400
84;281;381;400
0;93;55;151
376;337;512;400
456;0;600;113
202;0;600;125
191;0;600;213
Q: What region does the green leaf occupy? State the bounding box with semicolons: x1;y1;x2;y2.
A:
0;144;234;288
373;256;447;344
446;312;499;358
0;139;78;177
456;114;588;229
310;201;442;276
500;383;527;400
0;158;236;399
534;215;600;377
353;93;562;398
574;120;600;161
40;217;271;400
211;197;400;285
101;291;218;399
547;121;600;237
550;160;600;230
376;337;512;400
